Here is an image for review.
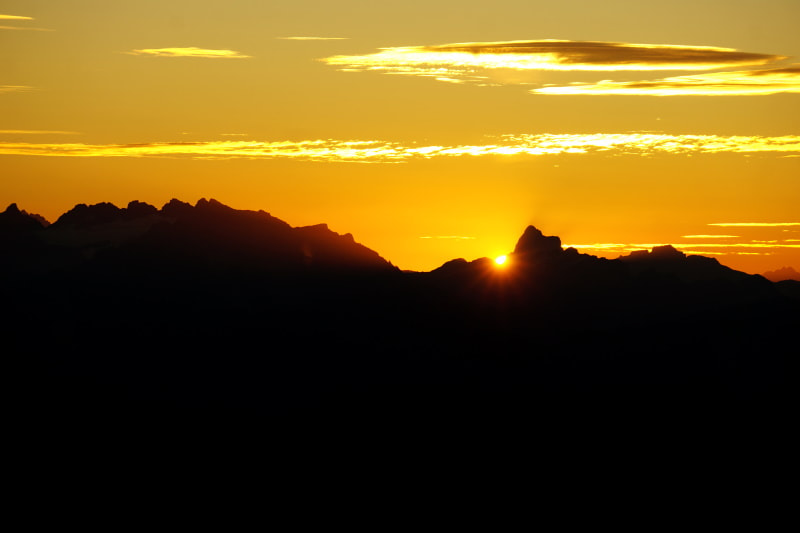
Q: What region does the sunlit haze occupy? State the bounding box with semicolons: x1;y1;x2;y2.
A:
2;0;798;273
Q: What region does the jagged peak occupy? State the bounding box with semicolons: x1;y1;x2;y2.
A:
195;198;228;210
160;198;194;218
513;225;563;256
52;202;122;227
0;203;49;230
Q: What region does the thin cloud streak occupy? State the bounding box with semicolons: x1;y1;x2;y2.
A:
0;15;52;31
708;222;800;227
534;66;800;96
323;39;785;86
0;25;53;31
682;235;740;239
566;242;800;256
1;134;800;161
127;47;251;58
278;36;349;41
0;85;34;94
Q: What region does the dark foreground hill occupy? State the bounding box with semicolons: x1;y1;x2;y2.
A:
2;200;796;431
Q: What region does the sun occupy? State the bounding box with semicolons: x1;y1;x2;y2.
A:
494;255;508;266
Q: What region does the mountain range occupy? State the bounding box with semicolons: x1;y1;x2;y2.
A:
3;199;796;427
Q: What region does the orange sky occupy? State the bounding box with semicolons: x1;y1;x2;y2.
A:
2;0;799;273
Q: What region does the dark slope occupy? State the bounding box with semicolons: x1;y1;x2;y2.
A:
3;202;795;428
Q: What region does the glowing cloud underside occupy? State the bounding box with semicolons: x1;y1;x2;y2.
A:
324;39;784;85
323;39;795;94
2;134;800;161
127;47;251;58
534;66;800;96
0;14;33;20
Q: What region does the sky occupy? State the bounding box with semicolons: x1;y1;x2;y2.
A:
2;0;799;273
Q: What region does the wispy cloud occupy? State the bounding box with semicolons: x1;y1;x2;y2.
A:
278;36;348;41
127;47;251;59
0;13;52;31
708;222;800;227
568;222;800;259
682;235;740;239
0;85;34;94
566;242;800;256
1;133;799;161
534;65;800;96
323;39;797;96
0;25;53;31
324;39;784;85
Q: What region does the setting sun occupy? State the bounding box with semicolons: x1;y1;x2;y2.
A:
494;255;508;266
0;1;798;275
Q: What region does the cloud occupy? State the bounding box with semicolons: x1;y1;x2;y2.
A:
0;13;52;31
0;85;34;94
323;39;785;85
0;25;53;31
127;47;250;58
278;36;349;41
1;134;799;161
533;65;800;96
708;222;800;227
682;235;740;239
565;242;800;256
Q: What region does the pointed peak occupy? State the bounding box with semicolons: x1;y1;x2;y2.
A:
0;203;48;230
160;198;193;218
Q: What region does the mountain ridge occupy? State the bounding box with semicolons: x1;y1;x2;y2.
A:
3;199;794;282
3;198;795;422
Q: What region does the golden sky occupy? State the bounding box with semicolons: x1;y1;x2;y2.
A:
2;0;799;273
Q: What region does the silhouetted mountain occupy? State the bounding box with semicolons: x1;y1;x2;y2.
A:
0;203;47;232
762;266;800;282
619;245;754;282
2;198;396;276
3;203;795;431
